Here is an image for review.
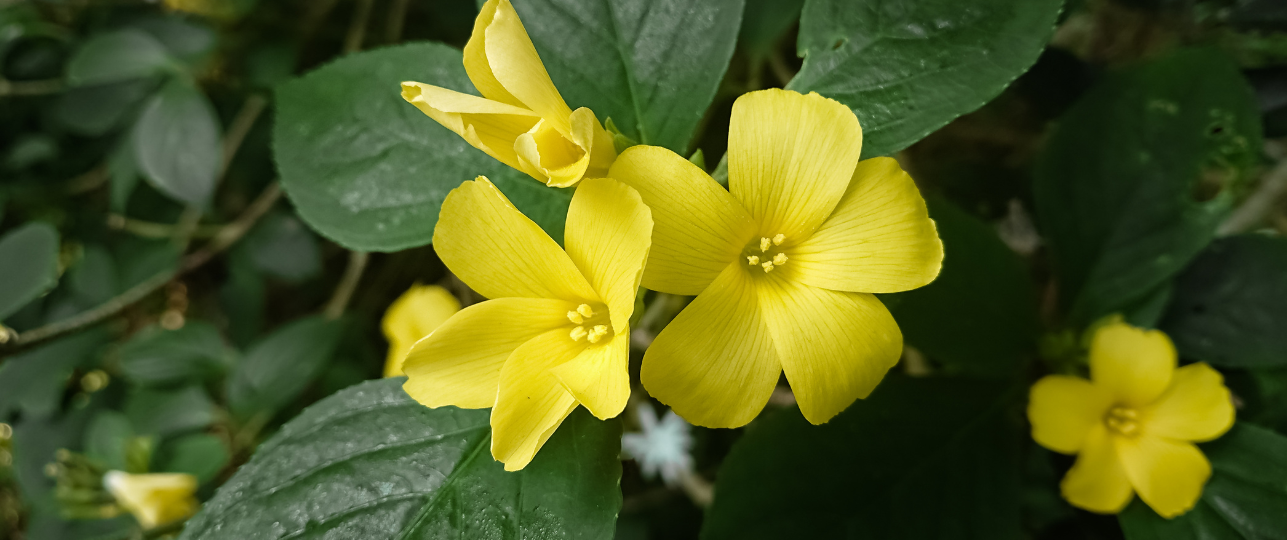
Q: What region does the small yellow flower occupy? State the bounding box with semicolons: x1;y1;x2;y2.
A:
400;0;616;188
103;471;199;530
1028;321;1235;518
381;285;462;377
607;88;943;428
402;176;652;471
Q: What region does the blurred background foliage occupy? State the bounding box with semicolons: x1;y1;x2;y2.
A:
0;0;1286;538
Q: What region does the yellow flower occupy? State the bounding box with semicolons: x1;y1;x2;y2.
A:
608;88;944;428
400;0;616;188
1028;321;1235;518
402;176;651;471
381;284;462;377
103;471;199;529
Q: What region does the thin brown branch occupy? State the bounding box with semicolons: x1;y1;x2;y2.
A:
1219;141;1287;235
323;250;370;319
343;0;376;54
385;0;411;43
221;93;268;173
0;77;63;97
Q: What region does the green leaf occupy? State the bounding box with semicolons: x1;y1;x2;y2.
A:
739;0;803;60
1161;235;1287;367
65;29;173;87
1034;49;1262;325
133;77;223;206
55;79;154;137
109;138;142;213
884;197;1038;376
239;211;321;283
68;244;119;307
132;15;216;63
180;378;622;540
114;237;181;290
513;0;743;153
225;315;343;420
0;329;110;418
274;43;571;251
124;385;217;437
702;377;1024;539
787;0;1062;158
117;322;233;386
85;411;135;471
1119;423;1287;539
0;222;59;321
155;433;229;484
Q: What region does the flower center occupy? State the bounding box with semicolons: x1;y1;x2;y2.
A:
1104;406;1140;436
742;234;789;274
567;303;612;344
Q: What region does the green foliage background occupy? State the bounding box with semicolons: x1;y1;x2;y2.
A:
2;0;1287;538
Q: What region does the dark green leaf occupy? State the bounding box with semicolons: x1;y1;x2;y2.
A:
884;197;1038;376
132;15;216;62
65;29;173;87
514;0;743;152
109;138;142;213
787;0;1062;158
219;250;265;348
55;79;154;137
1119;423;1287;539
1161;234;1287;367
0;329;110;418
738;0;803;60
240;211;321;283
155;433;229;484
125;385;217;436
85;411;135;471
702;377;1024;539
0;222;59;321
180;378;622;540
133;77;223;206
117;322;233;386
68;244;119;307
225;315;343;420
114;237;181;290
1034;49;1262;325
275;43;571;251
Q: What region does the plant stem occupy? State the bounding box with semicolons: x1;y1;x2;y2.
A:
1218;141;1287;235
343;0;375;54
323;251;369;320
0;77;62;97
385;0;410;43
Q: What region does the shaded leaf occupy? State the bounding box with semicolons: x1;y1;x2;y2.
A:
125;385;217;437
225;315;343;420
0;329;110;418
133;77;223;206
65;29;173;86
155;433;229;484
240;211;321;283
0;221;60;321
117;322;233;386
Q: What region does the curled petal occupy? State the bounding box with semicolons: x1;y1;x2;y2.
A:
564;178;652;333
552;334;631;420
381;285;461;377
401;83;540;173
490;329;586;471
1059;426;1135;514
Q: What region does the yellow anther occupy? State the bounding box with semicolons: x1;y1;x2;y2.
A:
587;324;609;344
772;234;785;246
759;237;772;252
569;326;587;341
567;311;584;324
747;255;760;266
1105;407;1141;436
761;261;775;273
576;304;595;318
773;253;788;266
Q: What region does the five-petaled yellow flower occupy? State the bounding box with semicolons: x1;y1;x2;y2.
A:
402;176;652;470
1028;321;1235;518
608;88;944;428
401;0;615;188
103;471;199;530
382;284;461;377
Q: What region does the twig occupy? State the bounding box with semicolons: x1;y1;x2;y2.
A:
107;215;223;239
385;0;411;43
3;183;283;351
679;470;713;508
343;0;376;54
1218;141;1287;235
0;77;62;97
221;94;268;173
64;164;111;194
323;251;369;319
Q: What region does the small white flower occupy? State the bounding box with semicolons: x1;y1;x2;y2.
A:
621;401;694;487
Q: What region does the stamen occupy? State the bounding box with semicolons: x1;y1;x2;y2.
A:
747;255;760;266
773;253;788;265
569;326;587;341
759;237;772;252
567;311;584;324
761;261;775;273
587;325;609;344
576;304;595;318
772;234;785;246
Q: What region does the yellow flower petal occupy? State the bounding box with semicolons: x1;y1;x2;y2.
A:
1141;363;1234;442
1028;375;1114;454
491;329;585;471
433;177;597;302
1059;426;1135;514
608;145;755;295
564;178;651;333
382;285;462;377
402;297;575;409
758;278;901;424
463;0;523;107
1116;435;1211;518
641;264;781;428
728;89;861;239
103;471;199;530
484;0;574;136
791;157;943;293
551;334;630;420
1089;322;1177;407
400;82;540;172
